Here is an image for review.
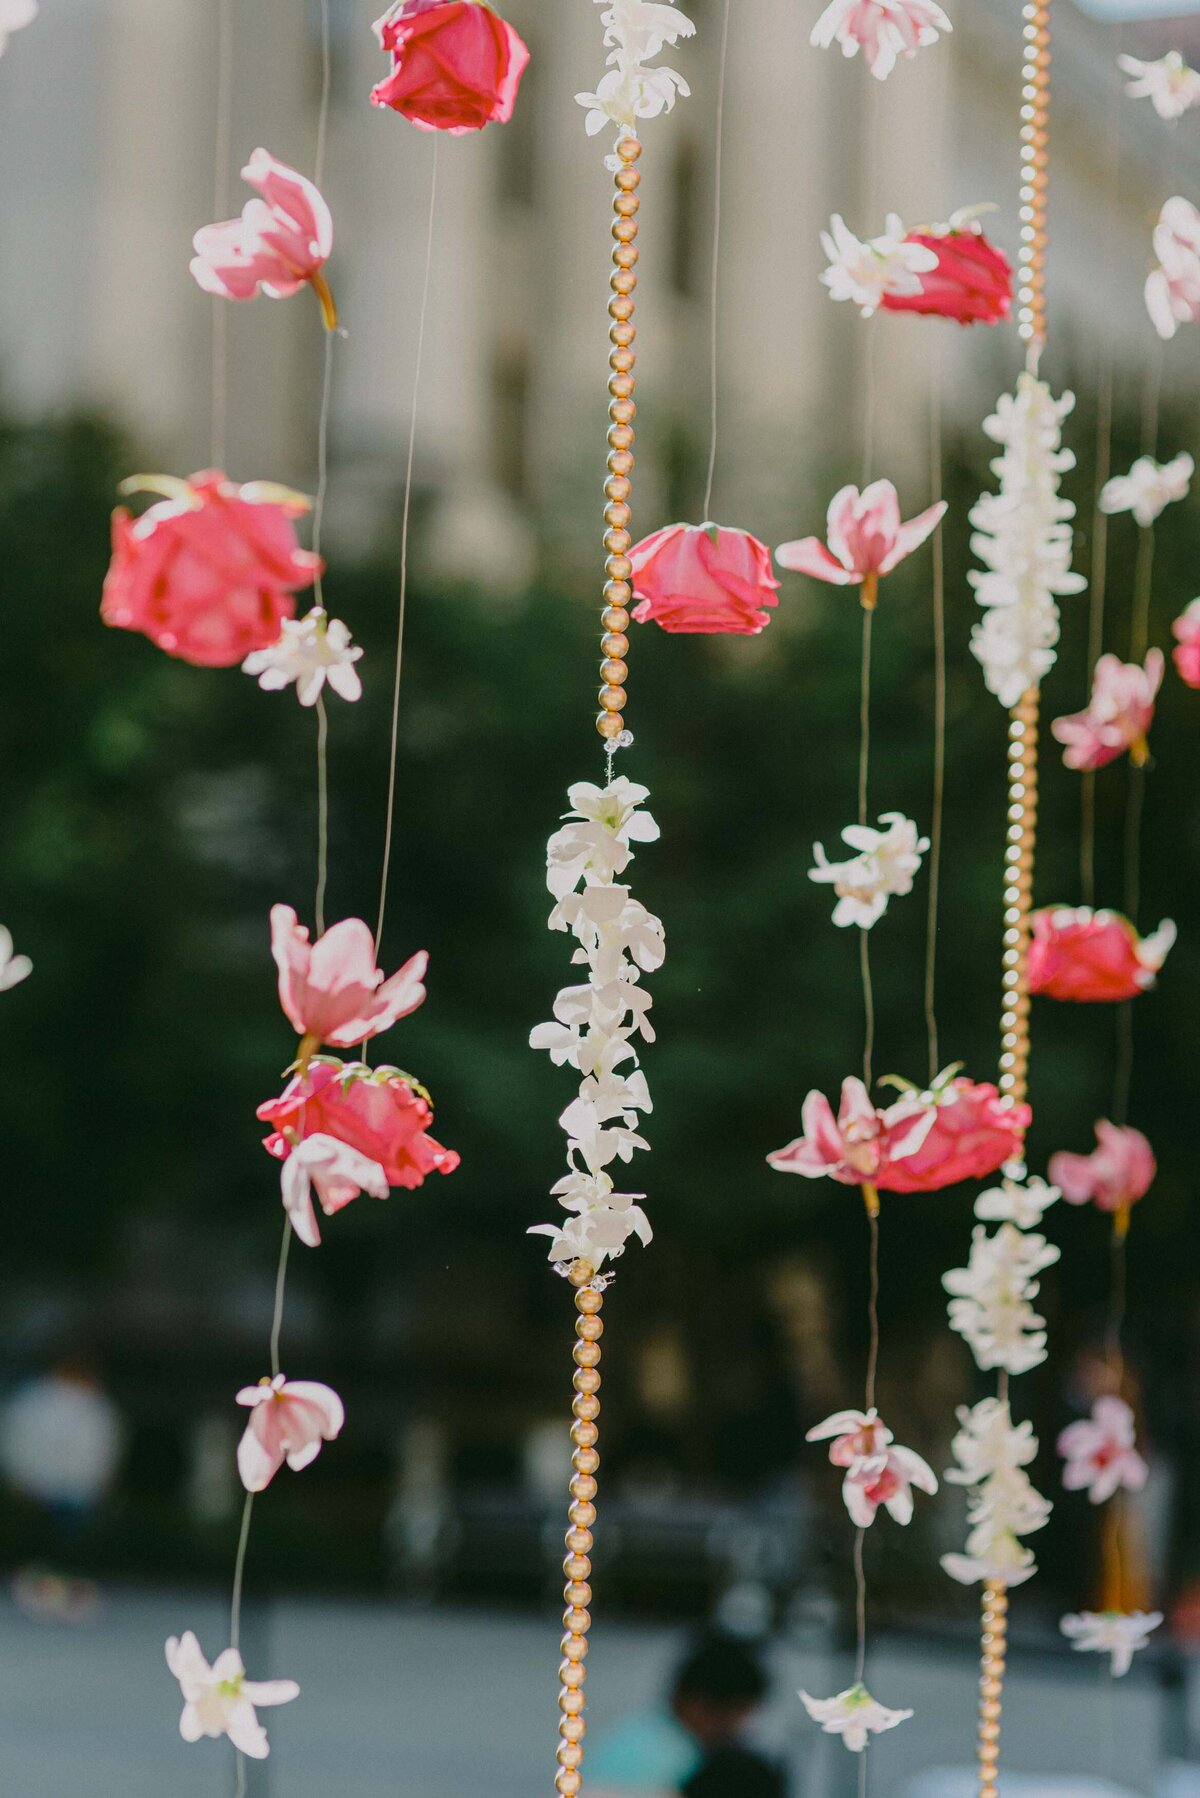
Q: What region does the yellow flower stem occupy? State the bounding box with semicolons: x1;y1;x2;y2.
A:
859;571;879;612
310;270;339;333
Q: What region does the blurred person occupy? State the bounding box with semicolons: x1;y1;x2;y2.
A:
589;1632;786;1797
0;1354;123;1617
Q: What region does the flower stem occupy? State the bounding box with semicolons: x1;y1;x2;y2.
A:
310;270;339;334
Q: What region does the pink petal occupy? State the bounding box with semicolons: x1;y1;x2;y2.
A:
774;535;859;584
879;500;948;574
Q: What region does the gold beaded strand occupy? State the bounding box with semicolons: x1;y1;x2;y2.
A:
978;1582;1009;1798
999;688;1039;1115
1017;0;1051;368
598;135;642;743
555;1264;605;1796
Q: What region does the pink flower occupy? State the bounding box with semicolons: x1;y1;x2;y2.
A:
806;1407;938;1526
279;1133;390;1247
880;221;1012;326
811;0;952;82
876;1076;1030;1193
1028;907;1176;1003
236;1374;345;1492
101;472;319;668
776;481;946;606
767;1077;935;1189
271;904;427;1053
259;1060;459;1190
371;0;529;134
1049;1121;1155;1219
1051;651;1163;771
1058;1397;1148;1505
191;148;337;329
628;523;781;636
1171;598;1200;688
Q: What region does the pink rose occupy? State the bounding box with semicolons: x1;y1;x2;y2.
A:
1049;1120;1155;1216
101;472;318;667
370;0;529;134
879;224;1012;326
191;149;337;329
630;523;782;636
259;1060;459;1190
877;1077;1029;1193
236;1374;344;1492
1051;651;1163;771
270;904;427;1052
1028;907;1176;1002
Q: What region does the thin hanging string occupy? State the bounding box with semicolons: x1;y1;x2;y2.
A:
1080;27;1122;907
314;0;332;190
924;360;945;1083
858;607;875;1089
210;0;234;468
700;0;731;519
312;328;336;933
375;140;440;958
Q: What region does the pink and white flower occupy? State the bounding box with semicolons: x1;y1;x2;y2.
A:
235;1374;345;1492
767;1077;935;1188
1060;1609;1163;1677
270;904;427;1051
165;1631;298;1759
190;148;337;329
811;0;951;82
1051;650;1163;772
806;1408;938;1526
1058;1396;1148;1505
1172;596;1200;687
242;608;364;706
1049;1120;1155;1218
1120;51;1200;119
809;812;928;929
776;481;946;597
1146;198;1200;340
819;214;939;316
1100;452;1193;528
279;1132;390;1247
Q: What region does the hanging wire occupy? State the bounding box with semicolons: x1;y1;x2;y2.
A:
375;140;440;957
701;0;731;518
925;360;946;1084
210;0;235;468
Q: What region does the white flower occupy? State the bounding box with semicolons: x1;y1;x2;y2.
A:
577;0;693;137
279;1133;389;1248
969;373;1086;706
1100;453;1194;528
1060;1610;1163;1678
545;777;659;900
809;812;929;929
165;1631;298;1759
820;212;938;317
974;1174;1059;1228
560;1094;649;1172
242;607;364;706
0;0;36;57
1146;197;1200;340
942;1398;1050;1590
1119;51;1200;120
799;1684;912;1753
944;1223;1060;1375
1138;917;1177;977
529;1172;651;1268
0;925;32;993
812;0;951;82
806;1408;938;1527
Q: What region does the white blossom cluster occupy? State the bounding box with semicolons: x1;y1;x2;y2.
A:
968;374;1086;707
576;0;694;138
809;811;929;929
529;778;663;1272
943;1220;1060;1376
942;1397;1051;1589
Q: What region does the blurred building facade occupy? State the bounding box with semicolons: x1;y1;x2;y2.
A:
1;0;1198;579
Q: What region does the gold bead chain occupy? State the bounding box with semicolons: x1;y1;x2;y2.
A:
555;1264;605;1795
999;687;1039;1118
1017;0;1051;364
977;1582;1009;1798
597;135;642;743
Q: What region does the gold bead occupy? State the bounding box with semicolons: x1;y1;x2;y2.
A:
597;710;625;740
612;217;638;244
569;1500;597;1529
561;1715;587;1743
603;527;632;555
604;472;631;500
557;1743;584;1770
575;1287;604;1315
564;1580;592;1608
607;425;634;453
558;1688;585;1717
607;449;634;477
610;269;637;296
613;243;639;271
566;1526;594;1554
573;1447;600;1475
606;552;633;579
609;398;636;426
571;1419;599;1447
561;1654;588;1686
567;1261;595;1288
573;1366;602;1394
601;658;629;686
562;1630;589;1659
614;192;640;217
608;295;634;322
602;609;631;636
609;321;636;348
577;1313;604;1342
602;631;630;659
603;500;632;528
570;1473;598;1501
574;1339;602;1368
556;1770;583;1796
608;372;635;401
609;349;635;376
615;165;640;190
573;1393;600;1421
598;684;627;713
603;582;632;610
563;1605;590;1633
617;135;642;161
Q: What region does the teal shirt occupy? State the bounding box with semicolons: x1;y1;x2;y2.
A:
586;1709;703;1792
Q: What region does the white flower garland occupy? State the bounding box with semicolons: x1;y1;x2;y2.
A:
943;1220;1060;1376
576;0;694;139
968;372;1086;707
529;777;663;1271
942;1396;1051;1589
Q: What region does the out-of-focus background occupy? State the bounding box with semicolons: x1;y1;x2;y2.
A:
0;0;1199;1793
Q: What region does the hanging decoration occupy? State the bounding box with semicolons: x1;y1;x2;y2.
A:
370;0;530;133
809;0;951;83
